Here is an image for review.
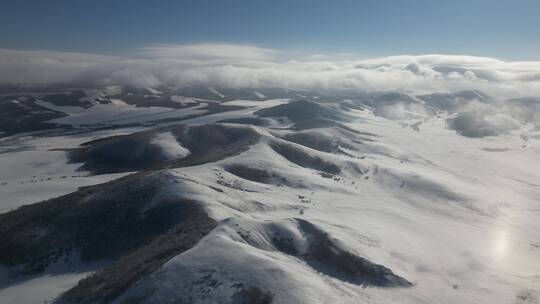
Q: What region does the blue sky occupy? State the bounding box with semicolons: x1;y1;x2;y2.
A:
1;0;539;60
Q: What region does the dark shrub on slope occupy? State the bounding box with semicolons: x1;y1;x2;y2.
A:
255;100;351;130
69;124;261;174
0;171;216;275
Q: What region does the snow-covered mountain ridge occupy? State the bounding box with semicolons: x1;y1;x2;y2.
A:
0;87;539;304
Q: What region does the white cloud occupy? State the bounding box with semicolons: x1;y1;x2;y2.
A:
1;44;540;99
0;49;119;86
447;101;524;137
140;43;277;62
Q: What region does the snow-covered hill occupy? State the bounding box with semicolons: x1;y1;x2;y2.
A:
0;88;539;304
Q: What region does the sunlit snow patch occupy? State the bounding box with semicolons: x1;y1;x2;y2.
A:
253;91;266;99
151;131;191;161
209;87;225;98
170;95;198;106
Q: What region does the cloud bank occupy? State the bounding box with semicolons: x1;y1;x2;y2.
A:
1;44;540;99
1;43;540;138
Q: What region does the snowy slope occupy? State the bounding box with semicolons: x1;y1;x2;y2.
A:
49;102;207;126
0;92;539;304
109;111;540;304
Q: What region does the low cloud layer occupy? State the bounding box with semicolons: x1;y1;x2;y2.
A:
448;101;525;137
2;44;540;99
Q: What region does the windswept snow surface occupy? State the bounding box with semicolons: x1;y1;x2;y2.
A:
0;130;133;212
0;269;93;304
1;94;539;304
49;102;206;126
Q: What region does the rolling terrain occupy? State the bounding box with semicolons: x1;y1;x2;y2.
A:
0;86;539;304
